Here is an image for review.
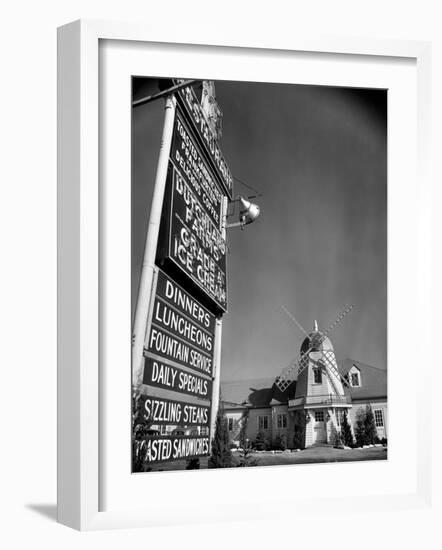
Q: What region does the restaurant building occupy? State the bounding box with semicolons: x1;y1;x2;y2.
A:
221;327;387;449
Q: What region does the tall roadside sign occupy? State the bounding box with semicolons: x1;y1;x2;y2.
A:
156;83;232;314
132;81;232;469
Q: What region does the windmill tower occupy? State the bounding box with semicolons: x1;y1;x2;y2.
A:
277;306;353;448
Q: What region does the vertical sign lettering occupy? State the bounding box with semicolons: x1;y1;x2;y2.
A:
158;109;228;313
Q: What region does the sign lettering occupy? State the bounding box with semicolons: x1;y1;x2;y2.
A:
168;167;227;311
171;114;223;228
143;357;212;399
143;436;210;464
152;298;213;354
147;326;213;376
145;270;216;376
174;83;233;199
156;269;215;332
139;395;210;426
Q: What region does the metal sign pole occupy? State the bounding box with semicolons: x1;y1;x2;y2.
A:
132;94;177;388
209;195;228;445
210;319;223;444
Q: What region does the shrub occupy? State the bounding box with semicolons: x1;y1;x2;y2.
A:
209;405;232;468
186;458;200;469
274;432;287;451
364;405;377;445
354;405;379;446
341;411;355;448
237;438;258;467
254;430;267;451
132;389;153;472
293;425;305;450
234;408;258;466
354;408;367;447
132;424;153;472
238;409;249;449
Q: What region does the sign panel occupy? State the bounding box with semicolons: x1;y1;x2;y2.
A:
140;271;214;465
155;267;216;333
174;81;233;199
156;108;228;313
170;114;224;229
151;289;214;355
145;270;216;377
167;164;227;312
138;394;210;426
143;436;210;465
143;357;212;399
146;325;214;377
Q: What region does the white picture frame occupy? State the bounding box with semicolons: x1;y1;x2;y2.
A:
57;19;432;531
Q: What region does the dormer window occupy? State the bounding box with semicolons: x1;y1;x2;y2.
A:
349;365;361;387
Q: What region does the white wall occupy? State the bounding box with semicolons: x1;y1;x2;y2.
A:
1;1;441;548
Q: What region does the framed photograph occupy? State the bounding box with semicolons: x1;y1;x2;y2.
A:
57;19;432;530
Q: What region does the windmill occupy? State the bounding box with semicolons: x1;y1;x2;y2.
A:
276;304;354;393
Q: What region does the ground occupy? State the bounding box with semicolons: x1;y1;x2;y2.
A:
144;445;387;472
235;445;387;466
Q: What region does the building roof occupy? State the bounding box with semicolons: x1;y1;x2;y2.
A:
221;377;296;409
340;358;387;401
221;358;386;409
300;331;333;354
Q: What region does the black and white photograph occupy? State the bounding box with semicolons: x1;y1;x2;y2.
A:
131;77;387;472
3;0;439;542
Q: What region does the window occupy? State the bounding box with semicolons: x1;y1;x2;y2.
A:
228;417;234;431
374;409;384;427
313;367;322;384
258;415;269;430
277;413;287;429
160;425;168;435
314;411;325;422
349;366;361;387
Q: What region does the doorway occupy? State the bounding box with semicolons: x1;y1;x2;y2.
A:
313;410;327;443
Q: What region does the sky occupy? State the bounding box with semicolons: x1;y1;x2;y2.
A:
132;79;387;383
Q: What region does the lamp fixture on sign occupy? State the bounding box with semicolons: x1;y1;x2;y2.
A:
227;196;261;230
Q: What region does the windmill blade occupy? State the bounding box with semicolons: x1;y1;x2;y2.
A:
297;349;311;376
275;347;312;391
322;349;350;389
321;304;354;340
276;353;306;391
310;355;343;397
321;350;342;379
276;320;329;392
281;305;309;338
275;377;293;393
320;351;349;390
275;359;300;391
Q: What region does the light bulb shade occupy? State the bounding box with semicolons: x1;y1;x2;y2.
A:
239;196;261;225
